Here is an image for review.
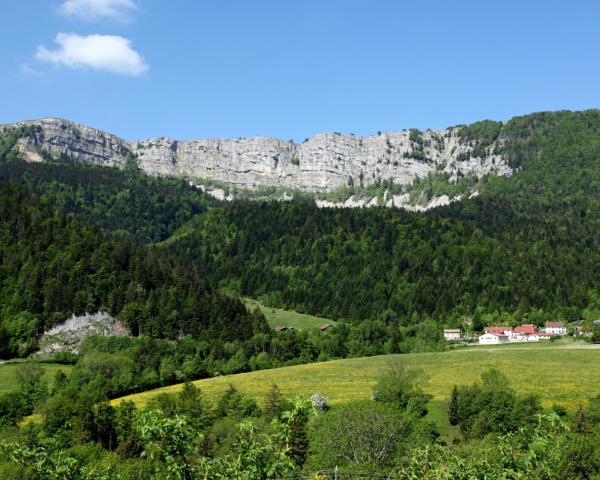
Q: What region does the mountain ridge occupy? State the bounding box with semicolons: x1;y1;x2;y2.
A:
1;117;512;197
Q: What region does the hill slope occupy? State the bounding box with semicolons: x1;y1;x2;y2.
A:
163;110;600;322
0;182;267;358
113;342;600;410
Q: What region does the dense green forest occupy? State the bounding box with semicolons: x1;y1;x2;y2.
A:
166;111;600;323
0;182;266;358
0;159;215;243
1;110;600;354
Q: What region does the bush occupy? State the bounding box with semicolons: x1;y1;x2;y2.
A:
307;400;413;470
310;393;329;412
372;360;430;410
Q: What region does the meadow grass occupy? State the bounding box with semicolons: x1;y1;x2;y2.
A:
0;362;73;395
113;341;600;412
243;298;335;330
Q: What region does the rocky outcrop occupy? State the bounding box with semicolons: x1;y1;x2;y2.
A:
1;117;512;196
4;118;130;167
38;312;130;354
132;129;511;192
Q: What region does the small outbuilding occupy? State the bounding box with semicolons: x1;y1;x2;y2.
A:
443;329;461;341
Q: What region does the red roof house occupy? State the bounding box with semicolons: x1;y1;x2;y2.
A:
514;324;537;335
484;326;513;334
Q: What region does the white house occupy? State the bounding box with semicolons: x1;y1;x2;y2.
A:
443;329;461;341
479;332;509;345
545;322;567;335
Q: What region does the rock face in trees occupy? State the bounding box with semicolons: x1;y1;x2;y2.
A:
1;117;511;194
38;312;130;354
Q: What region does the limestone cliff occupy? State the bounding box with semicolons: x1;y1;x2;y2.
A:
1;117;512;197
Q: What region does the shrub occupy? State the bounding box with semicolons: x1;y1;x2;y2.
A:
310;393;329;412
372;359;430;410
307;400;413;469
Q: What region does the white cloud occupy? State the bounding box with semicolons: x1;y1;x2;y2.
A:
20;63;46;78
35;33;148;76
59;0;138;22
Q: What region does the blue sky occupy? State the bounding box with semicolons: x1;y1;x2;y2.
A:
1;0;600;141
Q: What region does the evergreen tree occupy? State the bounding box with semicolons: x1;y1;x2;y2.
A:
263;384;285;418
281;398;312;468
449;385;459;426
572;402;590;434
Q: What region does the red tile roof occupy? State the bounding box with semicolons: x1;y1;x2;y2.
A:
545;322;564;328
514;324;537;334
484;326;512;333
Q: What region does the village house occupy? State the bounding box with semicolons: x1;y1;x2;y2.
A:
511;324;537;342
484;326;513;336
443;328;461;341
479;323;551;344
478;332;509;345
514;324;537;335
274;325;292;332
545;321;567;335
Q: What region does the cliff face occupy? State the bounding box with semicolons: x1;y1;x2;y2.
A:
1;118;512;193
6;118;130;166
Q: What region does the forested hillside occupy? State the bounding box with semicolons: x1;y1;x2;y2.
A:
167;110;600;323
1;110;600;353
0;182;266;358
0;159;215;243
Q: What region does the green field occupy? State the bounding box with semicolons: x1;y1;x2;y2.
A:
0;362;73;395
243;297;335;330
113;341;600;411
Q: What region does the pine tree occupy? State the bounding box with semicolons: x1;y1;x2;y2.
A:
449;385;460;426
282;398;312;468
264;384;284;418
572;402;589;434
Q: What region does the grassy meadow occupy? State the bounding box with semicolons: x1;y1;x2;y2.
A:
0;362;72;395
113;341;600;411
243;297;335;330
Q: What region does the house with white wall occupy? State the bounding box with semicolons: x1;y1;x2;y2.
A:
545;322;567;335
478;332;509;345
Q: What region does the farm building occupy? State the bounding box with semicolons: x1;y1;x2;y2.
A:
545;322;567;335
484;326;513;336
478;332;509;345
274;325;292;332
320;323;334;332
514;324;537;335
443;329;461;341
